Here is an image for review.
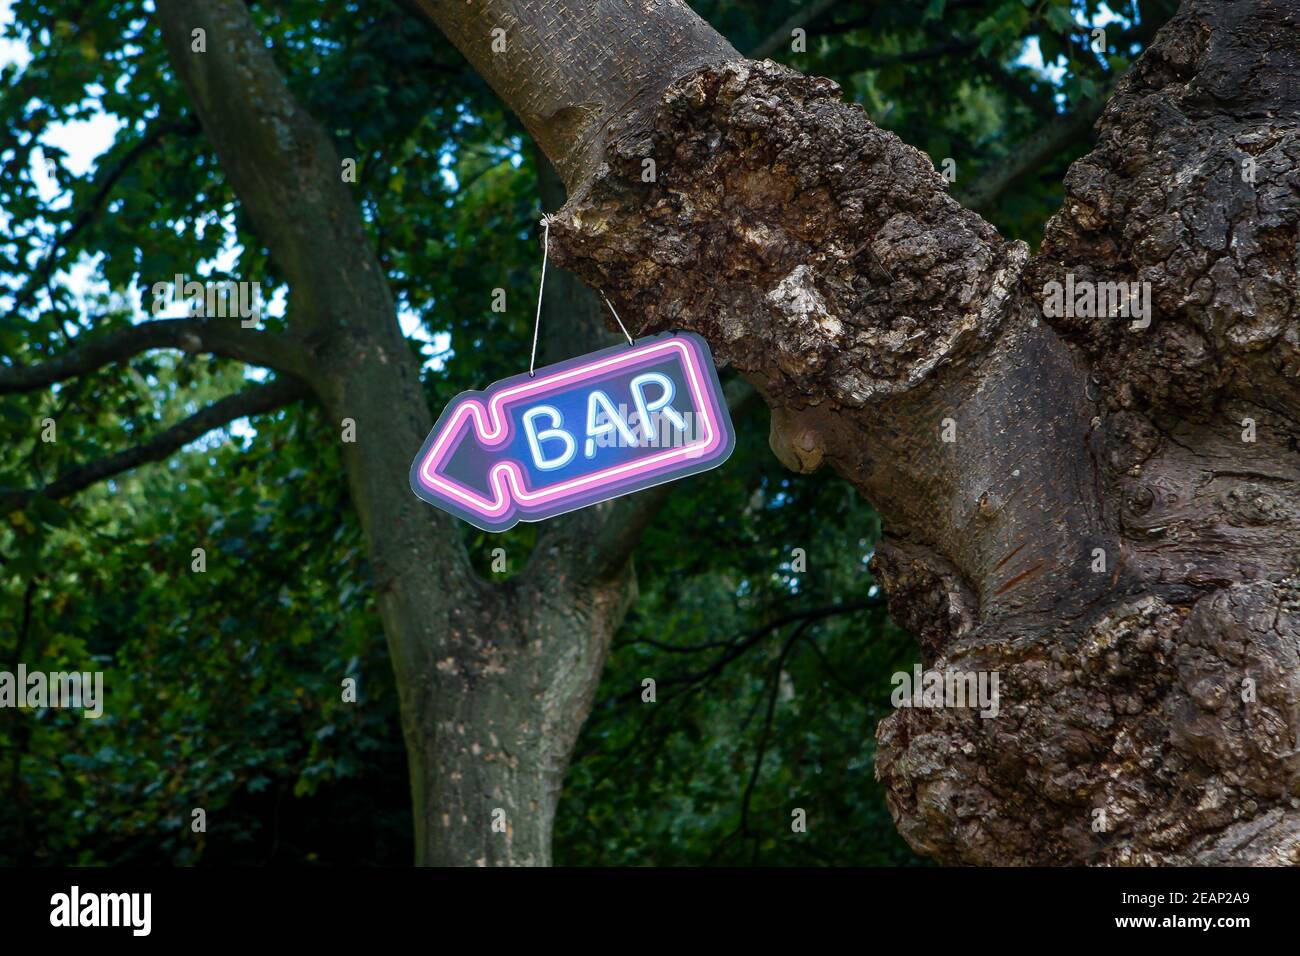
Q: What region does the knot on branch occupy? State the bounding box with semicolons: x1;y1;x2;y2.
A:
551;58;1026;411
767;404;825;473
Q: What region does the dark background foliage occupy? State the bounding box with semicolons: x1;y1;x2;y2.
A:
0;0;1171;865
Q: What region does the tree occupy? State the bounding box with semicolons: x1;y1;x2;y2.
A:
415;0;1300;864
0;0;966;867
3;0;1291;867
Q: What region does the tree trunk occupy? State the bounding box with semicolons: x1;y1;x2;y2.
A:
408;157;636;866
157;0;636;865
421;0;1300;864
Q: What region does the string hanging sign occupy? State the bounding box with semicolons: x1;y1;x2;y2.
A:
409;216;735;532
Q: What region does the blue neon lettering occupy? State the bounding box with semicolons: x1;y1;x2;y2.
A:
522;405;576;470
584;389;640;457
630;373;687;438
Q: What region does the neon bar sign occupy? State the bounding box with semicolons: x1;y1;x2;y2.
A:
409;332;735;532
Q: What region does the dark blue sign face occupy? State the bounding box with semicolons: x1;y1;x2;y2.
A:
409;332;735;532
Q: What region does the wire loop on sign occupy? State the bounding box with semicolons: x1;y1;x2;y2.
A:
531;212;636;379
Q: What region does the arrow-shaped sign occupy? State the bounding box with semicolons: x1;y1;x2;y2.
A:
409;331;735;532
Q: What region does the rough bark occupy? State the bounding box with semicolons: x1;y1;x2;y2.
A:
424;0;1300;864
156;0;637;865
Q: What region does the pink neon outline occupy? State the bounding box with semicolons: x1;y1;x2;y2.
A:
416;339;724;520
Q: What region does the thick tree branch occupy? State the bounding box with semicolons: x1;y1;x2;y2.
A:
422;2;1082;625
878;0;1300;866
0;318;306;393
156;0;474;574
155;0;397;345
412;0;739;188
0;377;307;515
158;7;491;864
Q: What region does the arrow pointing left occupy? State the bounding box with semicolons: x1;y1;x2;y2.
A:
409;332;735;532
